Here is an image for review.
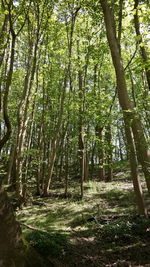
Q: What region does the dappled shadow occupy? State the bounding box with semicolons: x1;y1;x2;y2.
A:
25;228;69;267
17;178;150;266
18;187;137;234
64;216;150;267
25;214;150;267
99;188;135;208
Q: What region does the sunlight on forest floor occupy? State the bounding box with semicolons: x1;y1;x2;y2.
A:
17;174;150;267
17;178;136;233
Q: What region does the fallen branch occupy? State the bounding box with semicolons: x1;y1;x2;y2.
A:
20;222;47;232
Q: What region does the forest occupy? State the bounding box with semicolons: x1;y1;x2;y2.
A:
0;0;150;266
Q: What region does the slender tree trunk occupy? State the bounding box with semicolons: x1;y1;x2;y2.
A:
78;69;85;199
96;125;105;180
22;71;39;201
43;138;57;196
0;13;8;68
0;34;16;151
58;152;64;182
84;151;89;182
15;29;39;198
100;0;150;194
117;122;124;161
43;73;67;196
90;142;95;179
37;124;44;195
78;130;84;199
7;137;16;185
124;116;147;216
133;0;150;91
43;7;79;196
58;124;68;182
105;124;113;182
64;134;69;197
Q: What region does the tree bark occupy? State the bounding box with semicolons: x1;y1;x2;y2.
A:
0;34;16;151
124;116;147;216
78;70;85;199
0;187;26;266
64;134;69;197
105;124;113;182
96;125;105;180
15;20;39;198
100;0;150;194
133;0;150;91
43;8;79;196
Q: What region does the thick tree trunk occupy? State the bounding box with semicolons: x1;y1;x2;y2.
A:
0;187;26;267
100;0;150;194
0;186;50;267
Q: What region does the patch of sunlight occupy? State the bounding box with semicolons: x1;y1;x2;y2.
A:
16;179;138;238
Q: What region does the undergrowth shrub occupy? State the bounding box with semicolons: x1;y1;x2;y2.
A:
99;216;150;244
25;230;68;258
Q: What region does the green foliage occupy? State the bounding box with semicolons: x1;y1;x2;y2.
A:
113;160;129;172
25;230;68;258
100;219;133;244
100;216;150;245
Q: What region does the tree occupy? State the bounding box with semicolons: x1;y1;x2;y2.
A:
99;0;148;215
133;0;150;91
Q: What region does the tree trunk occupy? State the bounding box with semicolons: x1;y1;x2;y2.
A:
0;34;16;151
84;151;89;182
105;124;113;182
78;130;84;199
43;138;57;196
0;187;26;267
15;27;39;198
58;152;64;182
7;137;16;185
100;0;150;194
96;125;105;180
90;142;95;179
133;0;150;91
78;69;85;199
0;185;50;267
124;116;147;216
64;134;69;197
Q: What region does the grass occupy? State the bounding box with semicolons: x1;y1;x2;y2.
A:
17;171;150;266
18;178;136;232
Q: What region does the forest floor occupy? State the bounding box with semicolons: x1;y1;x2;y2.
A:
17;164;150;267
